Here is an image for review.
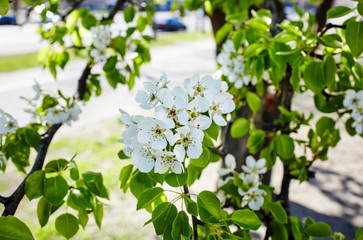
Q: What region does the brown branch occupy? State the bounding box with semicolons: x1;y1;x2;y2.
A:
0;195;7;204
208;147;225;158
62;0;85;21
2;124;62;216
319;23;346;37
315;0;334;33
103;0;127;22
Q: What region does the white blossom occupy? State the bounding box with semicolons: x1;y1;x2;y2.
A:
90;48;108;63
185;74;221;99
217;154;236;176
238;173;260;193
137;119;173;151
239;187;266;211
172;126;204;159
207;92;235;126
343;90;363;134
241;155;267;176
131;147;155;173
45;106;69;125
154;151;184;174
0;110;18;135
91;25;112;50
135;74;168;109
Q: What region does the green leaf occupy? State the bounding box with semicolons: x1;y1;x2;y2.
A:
137;187;164;210
55;213;79;239
355;227;363;240
124;6;136;23
130;171;154;197
119;164;133;192
346;20;363;58
303;62;325;94
66;9;80;30
0;0;9;15
0;216;34;240
267;202;287;224
103;56;118;72
55;51;69;69
37;198;51;228
231;118;249;138
184;196;198;216
323;55;337;91
45;159;69;173
172;211;192;240
231;209;262;230
290;66;301;92
247;130;265;154
232;29;244;51
190;148;210;168
334;232;345;240
269;42;291;66
205;122;220;140
165;172;187;187
150;202;177;235
273;135;295;160
327;6;354;19
78;209;89;229
246;91;261;112
82;171;109;199
271;219;288;240
304;222;332;237
118;150;130;159
25;170;45;200
68;160;79;181
94;199;103;229
24;128;41;150
358;3;363;16
81;13;97;30
197;191;221;223
43;176;68;205
69;187;94;209
290;217;303;240
105;69;126;89
216;23;233;44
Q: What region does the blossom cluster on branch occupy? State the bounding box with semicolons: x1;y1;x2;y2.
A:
344;89;363;134
119;73;235;174
217;154;267;210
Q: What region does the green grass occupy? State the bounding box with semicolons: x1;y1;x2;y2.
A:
0;31;213;73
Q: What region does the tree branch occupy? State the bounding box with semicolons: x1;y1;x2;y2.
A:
183;184;199;240
0;195;7;205
319;23;346;37
103;0;127;22
2;124;62;216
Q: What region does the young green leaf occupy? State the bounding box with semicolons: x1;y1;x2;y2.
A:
246;91;261;112
69;187;94;209
303;62;325;94
94;199;103;229
273;135;295;160
197;191;221;223
247;130;265;154
43;176;69;205
165;172;188;187
82;171;109;199
130;171;155;198
231;118;249;138
231;209;262;230
346;21;363;58
327;6;354;19
136;187;164;210
190;148;210;168
24;128;41;150
184;196;198;216
44;159;69;173
37;198;51;228
55;213;79;239
119;164;133;192
171;211;193;240
0;216;34;240
150;202;177;235
216;23;233;44
355;227;363;240
78;209;89;229
267;202;288;224
124;6;136;23
25;170;45;201
304;222;332;237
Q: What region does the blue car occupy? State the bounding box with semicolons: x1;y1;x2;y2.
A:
0;15;17;25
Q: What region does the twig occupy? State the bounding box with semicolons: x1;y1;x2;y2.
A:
0;195;7;204
102;0;127;22
61;0;85;21
183;184;199;240
320;23;346;37
208;147;225;158
2;124;62;216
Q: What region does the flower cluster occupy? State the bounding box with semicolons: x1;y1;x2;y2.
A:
21;82;82;127
90;25;112;63
217;154;267;211
343;89;363;134
119;74;235;174
217;40;257;89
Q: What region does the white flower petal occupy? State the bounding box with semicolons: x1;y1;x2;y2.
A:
187;142;203;159
225;154;236;170
174;144;185;161
213;114;227;126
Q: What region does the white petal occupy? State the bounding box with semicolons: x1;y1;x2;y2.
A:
158;88;174;109
177;111;189;125
256;159;266;168
193;115;212;130
217;168;231;176
187;142;203;159
137;129;153;144
174;144;185;161
143;81;158;93
225;154;236;170
139;157;155;173
191;128;204;142
171;161;183;174
151;137;167;151
213;114;227;126
246;155;256;168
